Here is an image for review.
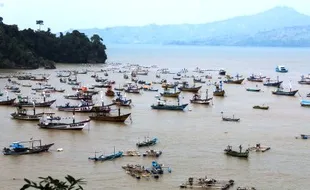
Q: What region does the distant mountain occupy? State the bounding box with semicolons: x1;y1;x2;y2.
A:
73;6;310;47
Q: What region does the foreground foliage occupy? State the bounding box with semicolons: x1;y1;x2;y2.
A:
21;175;86;190
0;18;107;69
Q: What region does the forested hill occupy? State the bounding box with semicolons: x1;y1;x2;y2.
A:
0;19;107;69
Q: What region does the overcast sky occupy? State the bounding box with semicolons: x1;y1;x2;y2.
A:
0;0;309;32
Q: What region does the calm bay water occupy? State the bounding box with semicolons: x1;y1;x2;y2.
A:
1;45;310;190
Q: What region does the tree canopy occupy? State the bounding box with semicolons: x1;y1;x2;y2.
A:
0;19;107;69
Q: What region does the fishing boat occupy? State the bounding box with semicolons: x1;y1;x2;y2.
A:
113;92;132;106
213;81;225;96
272;87;298;96
178;82;202;93
248;144;270;152
38;114;90;130
173;76;181;80
13;96;56;107
123;74;129;79
125;86;141;94
219;69;226;75
247;74;264;82
224;145;249;158
263;77;283;87
136;137;158;147
224;75;244;84
307;93;310;97
11;106;45;121
193;78;206;83
300;100;310;107
275;65;288;73
3;139;54;155
56;71;71;77
246;87;261;92
56;101;94;112
298;75;310;85
142;150;162;157
180;176;234;189
143;87;158;92
105;88;115;97
162;82;178;89
253;105;269;110
160;87;181;97
89;108;131;122
123;150;141;156
151;97;188;111
221;112;240;122
22;83;32;87
64;92;93;100
60;78;67;83
300;134;310;139
0;97;16;105
190;90;212;105
88;147;123;162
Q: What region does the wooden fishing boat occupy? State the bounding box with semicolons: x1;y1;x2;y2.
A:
143;87;158;92
38;114;90;130
272;88;298;96
64;93;93;100
136;137;158;147
162;83;178;89
89;109;131;122
123;150;141;156
248;144;270;152
307;93;310;97
113;92;132;106
11;107;45;121
190;90;212;105
151;98;188;111
247;74;265;82
56;101;94;112
88;148;123;162
221;112;240;122
213;81;225;96
3;139;54;155
246;88;261;92
124;87;140;94
298;75;310;85
264;77;283;87
253;105;269;110
224;76;244;84
13;97;55;107
0;98;16;105
224;145;249;158
57;71;71;77
193;78;206;83
105;88;115;96
178;82;202;93
180;176;234;189
142;149;162;157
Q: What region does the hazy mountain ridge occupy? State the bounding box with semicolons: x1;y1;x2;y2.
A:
73;6;310;47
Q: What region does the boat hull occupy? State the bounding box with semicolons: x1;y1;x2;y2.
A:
38;120;89;130
11;112;44;121
3;143;54;155
13;100;56;107
89;113;131;122
224;78;244;84
263;81;283;87
160;91;181;97
272;90;298;96
224;149;249;158
213;90;225;96
0;98;16;105
178;86;201;93
151;104;188;110
246;88;261;92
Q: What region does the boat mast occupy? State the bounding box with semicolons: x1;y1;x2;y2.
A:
32;101;36;115
118;108;121;116
73;108;75;123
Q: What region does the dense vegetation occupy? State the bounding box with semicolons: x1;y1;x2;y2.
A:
21;175;86;190
0;18;107;69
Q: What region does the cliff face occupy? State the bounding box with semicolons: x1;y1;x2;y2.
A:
0;21;107;69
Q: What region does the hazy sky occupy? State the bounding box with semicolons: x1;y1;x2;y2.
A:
1;0;310;32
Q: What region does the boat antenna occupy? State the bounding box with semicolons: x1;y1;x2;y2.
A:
43;91;46;102
100;90;104;106
221;111;223;118
114;146;115;155
289;80;292;92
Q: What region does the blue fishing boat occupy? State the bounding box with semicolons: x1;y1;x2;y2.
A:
151;97;188;111
136;137;158;147
88;147;123;162
113;92;132;106
275;65;288;73
300;134;310;139
301;100;310;107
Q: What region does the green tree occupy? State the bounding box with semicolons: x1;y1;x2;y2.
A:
21;175;86;190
